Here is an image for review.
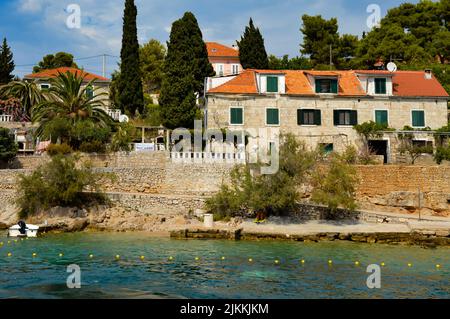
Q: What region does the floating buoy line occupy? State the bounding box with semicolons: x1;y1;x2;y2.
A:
0;240;446;268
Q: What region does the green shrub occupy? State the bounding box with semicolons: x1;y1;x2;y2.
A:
46;143;73;156
205;134;319;220
311;153;358;213
110;123;134;152
79;140;107;153
434;146;450;165
0;127;18;168
16;154;114;218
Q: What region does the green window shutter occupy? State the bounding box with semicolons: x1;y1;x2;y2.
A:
314;110;321;125
266;108;279;125
230;108;243;125
297;109;304;125
375;78;386;94
333;110;339;126
412;111;425;127
375;110;388;125
315;79;321;93
350;110;358;125
331;79;338;93
267;76;278;93
86;85;94;99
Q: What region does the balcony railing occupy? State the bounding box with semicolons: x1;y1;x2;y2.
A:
170;152;246;164
106;109;121;121
0;115;13;122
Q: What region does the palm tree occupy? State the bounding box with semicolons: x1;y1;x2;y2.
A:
32;71;112;143
0;80;43;119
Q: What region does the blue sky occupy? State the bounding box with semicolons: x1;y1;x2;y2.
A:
0;0;419;78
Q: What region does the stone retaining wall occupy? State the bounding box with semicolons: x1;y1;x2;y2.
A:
1;153;450;218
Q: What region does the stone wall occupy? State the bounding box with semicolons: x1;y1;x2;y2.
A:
10;152;169;170
1;152;450;224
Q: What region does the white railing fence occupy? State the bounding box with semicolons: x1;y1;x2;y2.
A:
170;152;246;164
0;115;13;122
106;109;121;121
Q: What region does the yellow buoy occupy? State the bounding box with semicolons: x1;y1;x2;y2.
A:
59;253;64;257
89;254;94;259
300;259;305;264
7;252;12;257
328;259;333;265
195;257;200;261
140;255;145;260
355;261;360;266
7;241;11;244
436;264;441;269
274;259;280;264
407;263;412;267
248;258;253;263
221;256;225;260
115;255;120;260
32;253;37;257
381;262;385;267
168;256;174;261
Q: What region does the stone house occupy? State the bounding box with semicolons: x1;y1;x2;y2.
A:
205;69;449;163
24;67;112;107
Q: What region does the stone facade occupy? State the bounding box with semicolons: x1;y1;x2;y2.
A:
206;94;448;163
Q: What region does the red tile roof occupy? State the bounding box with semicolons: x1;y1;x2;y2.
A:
24;67;110;82
208;69;449;98
391;71;448;97
206;42;239;58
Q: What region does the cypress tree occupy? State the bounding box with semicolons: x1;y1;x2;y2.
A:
118;0;144;116
159;12;214;129
0;38;15;85
238;18;269;69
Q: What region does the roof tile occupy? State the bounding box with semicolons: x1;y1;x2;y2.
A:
24;67;110;82
208;69;449;98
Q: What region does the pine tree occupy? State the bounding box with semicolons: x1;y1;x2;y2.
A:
238;18;269;69
0;38;15;85
118;0;144;116
159;12;214;129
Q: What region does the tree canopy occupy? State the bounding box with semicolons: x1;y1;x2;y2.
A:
33;52;78;73
238;18;269;69
140;39;166;94
118;0;144;116
159;12;214;129
0;38;15;84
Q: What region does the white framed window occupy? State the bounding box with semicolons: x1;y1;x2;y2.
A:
232;64;240;75
40;83;50;90
229;107;244;125
216;64;224;76
265;107;280;126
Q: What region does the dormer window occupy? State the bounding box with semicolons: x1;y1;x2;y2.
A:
266;76;279;93
375;78;387;94
315;79;338;94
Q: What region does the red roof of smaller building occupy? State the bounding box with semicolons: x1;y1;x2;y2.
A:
24;67;110;82
206;42;239;58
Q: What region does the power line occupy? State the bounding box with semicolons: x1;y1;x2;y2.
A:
15;53;120;67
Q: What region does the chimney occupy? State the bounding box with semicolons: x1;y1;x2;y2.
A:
424;69;432;80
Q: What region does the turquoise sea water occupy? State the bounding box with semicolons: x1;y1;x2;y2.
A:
0;231;449;299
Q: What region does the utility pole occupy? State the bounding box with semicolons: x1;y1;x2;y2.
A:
329;45;332;70
102;54;106;78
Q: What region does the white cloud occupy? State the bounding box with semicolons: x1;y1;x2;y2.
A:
18;0;44;13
